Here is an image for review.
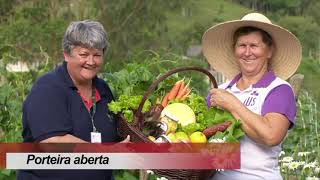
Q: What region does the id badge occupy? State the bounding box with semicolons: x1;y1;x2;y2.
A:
90;132;102;143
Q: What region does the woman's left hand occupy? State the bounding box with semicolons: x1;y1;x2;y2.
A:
209;88;242;112
120;135;130;143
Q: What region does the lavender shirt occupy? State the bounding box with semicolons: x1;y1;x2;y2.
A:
210;71;296;180
207;71;296;127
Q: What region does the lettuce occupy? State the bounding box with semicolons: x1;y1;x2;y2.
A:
108;95;151;122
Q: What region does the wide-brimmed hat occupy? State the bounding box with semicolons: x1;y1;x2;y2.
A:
202;12;302;80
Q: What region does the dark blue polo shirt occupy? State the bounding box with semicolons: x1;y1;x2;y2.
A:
18;61;118;180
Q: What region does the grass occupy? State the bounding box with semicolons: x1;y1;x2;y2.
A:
165;0;251;38
297;58;320;106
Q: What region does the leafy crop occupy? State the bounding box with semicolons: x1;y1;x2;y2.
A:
108;95;151;122
175;93;245;142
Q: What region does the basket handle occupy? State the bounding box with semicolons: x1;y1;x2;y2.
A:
134;66;218;126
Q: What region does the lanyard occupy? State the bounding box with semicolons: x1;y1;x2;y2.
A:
80;85;98;132
90;85;97;132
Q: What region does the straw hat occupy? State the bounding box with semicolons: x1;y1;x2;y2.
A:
202;13;302;80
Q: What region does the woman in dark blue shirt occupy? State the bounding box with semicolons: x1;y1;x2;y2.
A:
19;20;128;180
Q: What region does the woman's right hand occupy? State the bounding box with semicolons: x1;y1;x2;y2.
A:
209;88;242;114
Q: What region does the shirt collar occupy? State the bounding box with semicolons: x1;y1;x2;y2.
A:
227;71;276;88
226;73;241;88
78;88;102;110
58;61;76;89
253;71;276;88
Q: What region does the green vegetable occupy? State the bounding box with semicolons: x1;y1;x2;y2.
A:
178;93;208;124
185;93;208;115
233;128;246;139
108;95;151;122
103;64;154;98
108;101;122;114
208;119;245;142
180;93;244;142
204;108;236;127
123;110;134;123
178;123;206;135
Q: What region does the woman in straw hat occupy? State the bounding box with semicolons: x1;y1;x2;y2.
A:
203;13;301;179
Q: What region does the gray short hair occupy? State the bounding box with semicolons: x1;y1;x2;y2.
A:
62;20;109;55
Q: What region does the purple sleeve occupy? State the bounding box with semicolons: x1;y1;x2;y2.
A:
206;94;211;107
262;84;296;128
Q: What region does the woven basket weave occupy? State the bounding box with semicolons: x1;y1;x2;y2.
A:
117;67;218;180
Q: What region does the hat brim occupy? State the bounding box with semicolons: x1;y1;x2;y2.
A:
202;20;302;80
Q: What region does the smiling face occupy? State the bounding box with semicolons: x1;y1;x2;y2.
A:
234;31;273;77
64;46;104;85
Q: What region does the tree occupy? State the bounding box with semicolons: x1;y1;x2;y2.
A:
278;15;320;58
0;0;70;65
94;0;192;60
0;0;193;66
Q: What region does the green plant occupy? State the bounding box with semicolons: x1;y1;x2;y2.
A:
281;90;320;179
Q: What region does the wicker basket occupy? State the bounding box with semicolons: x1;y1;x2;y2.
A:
117;67;218;180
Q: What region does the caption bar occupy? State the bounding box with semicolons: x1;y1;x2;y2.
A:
1;143;240;169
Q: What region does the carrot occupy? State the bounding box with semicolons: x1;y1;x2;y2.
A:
161;93;170;107
180;88;191;100
167;80;183;100
176;80;190;99
176;81;185;98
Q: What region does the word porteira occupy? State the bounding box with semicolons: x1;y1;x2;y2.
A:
26;154;110;165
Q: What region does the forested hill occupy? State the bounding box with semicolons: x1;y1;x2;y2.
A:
1;0;319;61
0;0;320;102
